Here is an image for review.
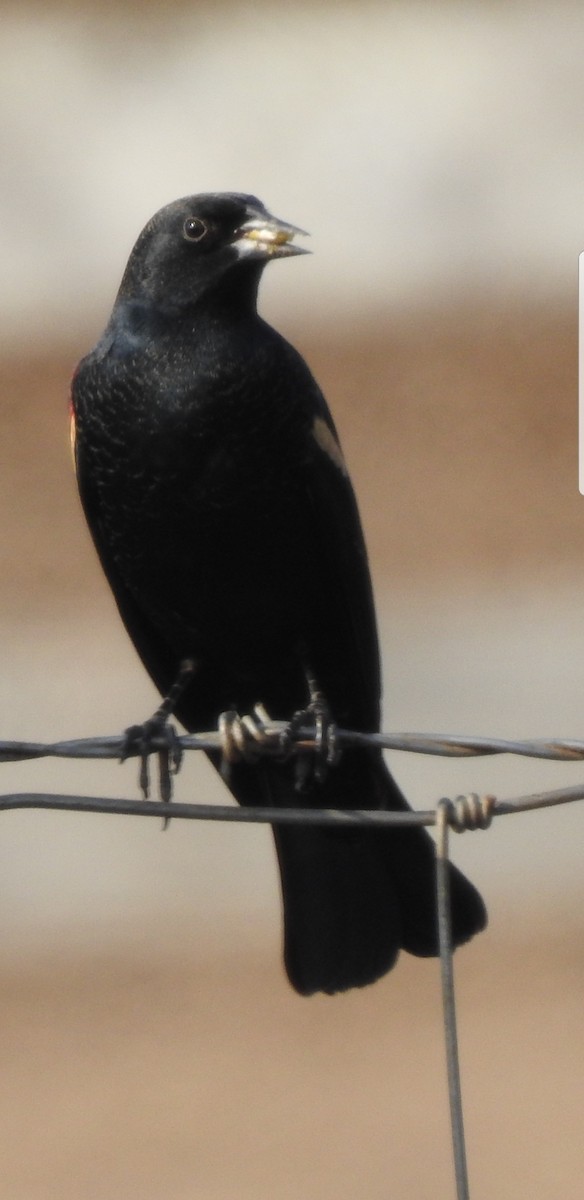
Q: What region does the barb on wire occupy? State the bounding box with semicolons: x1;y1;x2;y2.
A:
3;725;584;765
2;712;584;825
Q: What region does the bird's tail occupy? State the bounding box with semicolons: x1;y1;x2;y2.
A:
221;749;487;996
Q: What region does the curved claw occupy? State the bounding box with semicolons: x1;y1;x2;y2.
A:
120;717;183;822
119;658;193;822
120;722;154;797
287;696;339;792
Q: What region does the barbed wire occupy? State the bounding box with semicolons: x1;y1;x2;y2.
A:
1;719;584;825
4;724;584;764
2;715;583;1200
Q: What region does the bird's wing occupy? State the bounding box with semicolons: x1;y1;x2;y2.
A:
71;398;181;699
72;354;383;736
299;396;383;734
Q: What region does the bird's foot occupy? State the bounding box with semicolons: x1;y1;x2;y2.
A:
120;658;195;825
121;716;183;806
285;695;339;792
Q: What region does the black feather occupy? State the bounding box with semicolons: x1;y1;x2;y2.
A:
72;193;486;995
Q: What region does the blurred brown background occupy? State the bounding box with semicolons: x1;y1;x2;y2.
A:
1;2;583;1197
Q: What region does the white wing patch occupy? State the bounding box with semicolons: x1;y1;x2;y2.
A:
312;417;348;475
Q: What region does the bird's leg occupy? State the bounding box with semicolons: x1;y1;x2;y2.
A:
121;657;196;819
288;666;339;792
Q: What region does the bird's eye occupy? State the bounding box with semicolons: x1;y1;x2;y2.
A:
183;217;207;242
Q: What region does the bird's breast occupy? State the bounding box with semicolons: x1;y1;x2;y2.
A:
74;349;315;663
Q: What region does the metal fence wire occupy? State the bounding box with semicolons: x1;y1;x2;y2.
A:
2;716;584;1200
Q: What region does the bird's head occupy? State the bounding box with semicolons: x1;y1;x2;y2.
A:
116;193;309;315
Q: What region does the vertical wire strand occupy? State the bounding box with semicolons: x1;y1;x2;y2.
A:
436;800;470;1200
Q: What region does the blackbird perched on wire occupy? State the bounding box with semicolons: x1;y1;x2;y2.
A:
71;193;486;995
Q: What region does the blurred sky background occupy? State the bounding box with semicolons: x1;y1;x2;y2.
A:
1;1;584;340
0;5;583;1195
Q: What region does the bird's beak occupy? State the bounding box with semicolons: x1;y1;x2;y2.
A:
234;210;310;259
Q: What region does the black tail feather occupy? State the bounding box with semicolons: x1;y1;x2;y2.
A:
218;750;487;996
274;823;402;995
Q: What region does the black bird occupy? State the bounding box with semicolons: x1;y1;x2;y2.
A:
71;193;486;995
